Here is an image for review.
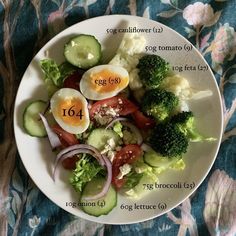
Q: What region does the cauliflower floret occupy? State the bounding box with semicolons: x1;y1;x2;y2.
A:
161;74;213;101
160;74;191;100
109;53;142;72
109;54;131;71
109;32;146;92
129;68;143;90
117;33;146;55
175;99;190;113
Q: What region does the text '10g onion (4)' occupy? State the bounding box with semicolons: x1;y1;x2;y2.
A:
80;65;129;100
50;88;90;134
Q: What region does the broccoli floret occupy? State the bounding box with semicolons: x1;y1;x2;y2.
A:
137;54;170;89
171;111;194;135
149;123;188;157
171;111;216;142
142;89;179;122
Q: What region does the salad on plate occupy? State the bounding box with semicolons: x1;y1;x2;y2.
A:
22;31;215;217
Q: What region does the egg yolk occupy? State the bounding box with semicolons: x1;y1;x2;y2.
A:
57;97;86;126
91;69;128;93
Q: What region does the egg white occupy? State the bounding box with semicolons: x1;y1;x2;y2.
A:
80;65;129;100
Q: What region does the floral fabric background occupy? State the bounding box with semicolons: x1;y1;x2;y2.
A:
0;0;236;235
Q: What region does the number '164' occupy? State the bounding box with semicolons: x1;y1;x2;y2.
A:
62;105;83;119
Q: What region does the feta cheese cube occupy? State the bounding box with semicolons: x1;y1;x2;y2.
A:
117;164;132;179
107;138;116;149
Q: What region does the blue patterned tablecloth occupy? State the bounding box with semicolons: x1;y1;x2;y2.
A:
1;1;236;235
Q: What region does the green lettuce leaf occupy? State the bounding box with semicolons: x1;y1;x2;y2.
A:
40;59;77;88
59;61;77;80
113;121;123;138
40;59;62;86
44;78;59;97
123;171;143;189
69;154;103;192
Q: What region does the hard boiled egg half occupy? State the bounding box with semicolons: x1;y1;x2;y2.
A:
80;65;129;100
50;88;89;134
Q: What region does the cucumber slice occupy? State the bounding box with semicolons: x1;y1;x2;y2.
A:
144;151;180;168
87;128;121;151
64;34;101;69
23;100;47;137
80;176;117;216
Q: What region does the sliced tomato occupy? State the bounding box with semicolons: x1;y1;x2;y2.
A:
52;124;79;147
132;110;156;129
61;156;80;170
63;71;83;90
113;178;126;189
112;144;142;189
89;96;138;119
52;124;80;170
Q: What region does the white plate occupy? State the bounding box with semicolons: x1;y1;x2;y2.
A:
14;15;223;224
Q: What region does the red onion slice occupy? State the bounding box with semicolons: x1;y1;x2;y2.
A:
39;113;61;149
59;149;96;161
82;155;112;201
53;148;112;200
53;148;97;181
56;144;105;166
53;144;105;181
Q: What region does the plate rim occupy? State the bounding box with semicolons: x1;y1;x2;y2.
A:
13;14;224;225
